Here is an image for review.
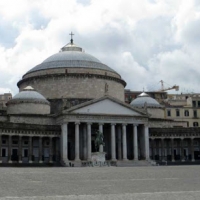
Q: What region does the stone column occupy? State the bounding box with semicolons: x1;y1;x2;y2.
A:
29;136;32;163
144;125;150;160
18;136;22;163
161;138;165;161
75;122;80;161
190;138;195;162
87;122;92;161
0;135;2;163
83;124;87;160
133;124;138;161
171;138;175;162
122;124;127;160
99;123;104;152
39;137;43;163
8;135;12;163
181;138;185;162
111;123;116;161
151;138;155;160
117;125;122;160
49;137;53;163
61;123;68;162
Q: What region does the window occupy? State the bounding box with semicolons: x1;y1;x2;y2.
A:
193;122;199;127
198;101;200;107
167;110;171;116
194;110;197;118
12;140;18;145
23;141;28;145
176;109;180;117
2;140;6;144
184;110;189;116
193;101;196;107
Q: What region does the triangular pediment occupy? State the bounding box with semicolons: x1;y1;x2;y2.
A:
64;96;146;116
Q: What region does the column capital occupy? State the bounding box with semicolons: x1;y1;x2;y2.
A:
62;122;68;125
133;124;138;127
111;123;116;126
75;122;80;125
87;122;93;125
98;123;104;125
122;123;127;126
144;123;149;127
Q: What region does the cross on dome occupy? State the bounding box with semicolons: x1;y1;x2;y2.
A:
69;31;74;44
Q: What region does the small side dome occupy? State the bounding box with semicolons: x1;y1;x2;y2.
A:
130;92;162;108
7;86;50;115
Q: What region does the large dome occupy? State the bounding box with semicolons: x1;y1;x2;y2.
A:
130;92;162;108
17;39;126;107
25;43;116;75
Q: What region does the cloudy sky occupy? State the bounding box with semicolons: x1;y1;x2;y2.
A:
0;0;200;95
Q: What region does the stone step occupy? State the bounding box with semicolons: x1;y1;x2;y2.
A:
116;160;154;167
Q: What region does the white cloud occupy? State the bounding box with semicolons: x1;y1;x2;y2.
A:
0;0;200;95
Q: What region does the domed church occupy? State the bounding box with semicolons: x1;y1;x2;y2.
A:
0;35;190;166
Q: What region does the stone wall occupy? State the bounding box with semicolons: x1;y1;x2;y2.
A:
9;115;55;125
7;103;50;115
18;75;125;102
147;108;164;119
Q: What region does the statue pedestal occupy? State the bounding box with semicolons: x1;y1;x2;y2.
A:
91;152;106;162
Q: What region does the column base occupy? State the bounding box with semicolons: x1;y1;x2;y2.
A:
29;160;33;163
8;160;12;163
49;160;53;163
192;159;195;162
181;159;185;162
0;160;2;163
172;159;175;162
122;158;128;161
111;159;117;162
18;160;22;163
74;159;81;162
39;160;43;163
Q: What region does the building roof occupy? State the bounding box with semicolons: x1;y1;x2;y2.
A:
10;86;49;104
130;92;162;108
25;42;117;75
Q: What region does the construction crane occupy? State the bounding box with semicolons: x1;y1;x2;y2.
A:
158;80;179;92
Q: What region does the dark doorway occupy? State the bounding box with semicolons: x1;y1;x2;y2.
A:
2;148;6;157
24;149;28;157
12;149;18;161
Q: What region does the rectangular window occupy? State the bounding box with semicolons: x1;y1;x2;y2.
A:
167;110;171;116
176;109;180;117
184;110;189;116
2;140;6;144
23;141;28;145
194;110;197;118
12;140;18;145
193;101;196;107
198;101;200;107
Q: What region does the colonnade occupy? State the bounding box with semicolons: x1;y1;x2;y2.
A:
61;122;150;163
0;135;59;163
150;137;196;162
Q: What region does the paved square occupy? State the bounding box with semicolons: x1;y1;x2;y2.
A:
0;166;200;199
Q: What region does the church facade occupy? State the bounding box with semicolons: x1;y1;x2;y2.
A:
0;37;199;166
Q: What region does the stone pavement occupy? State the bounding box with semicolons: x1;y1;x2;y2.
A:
0;166;200;199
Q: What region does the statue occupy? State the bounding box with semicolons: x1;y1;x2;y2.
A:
94;130;105;152
105;83;109;93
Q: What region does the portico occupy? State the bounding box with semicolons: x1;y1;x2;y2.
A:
58;96;150;165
